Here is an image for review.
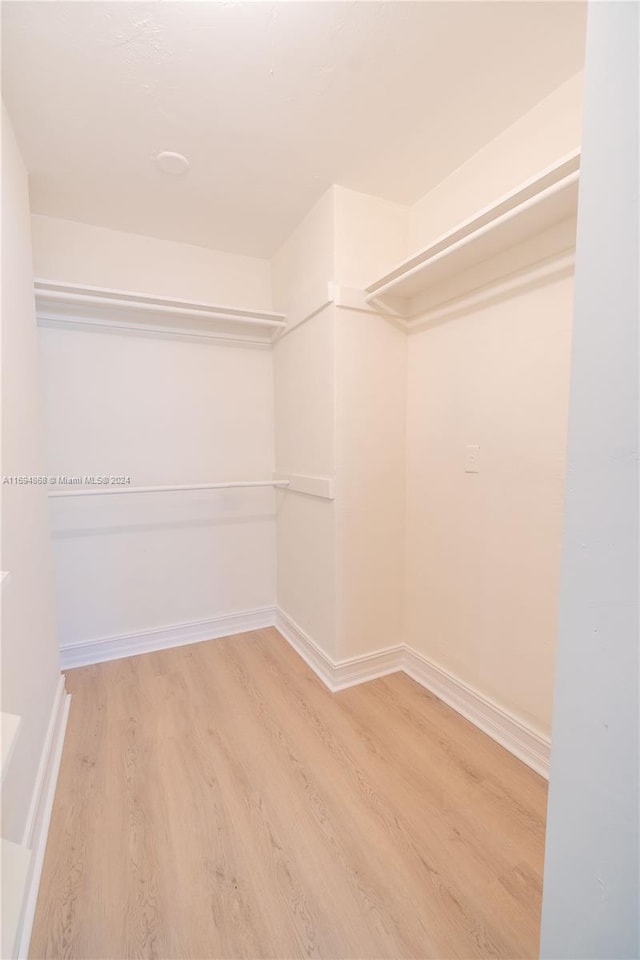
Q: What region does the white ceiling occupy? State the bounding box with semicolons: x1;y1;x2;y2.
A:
1;1;586;258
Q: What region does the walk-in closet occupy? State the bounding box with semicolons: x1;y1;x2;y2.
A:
2;2;638;958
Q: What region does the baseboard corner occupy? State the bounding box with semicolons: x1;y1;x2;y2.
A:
274;608;404;692
274;608;338;690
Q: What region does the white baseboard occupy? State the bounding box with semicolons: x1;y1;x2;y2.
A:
402;647;550;778
59;605;550;780
16;674;71;959
275;609;403;692
274;608;550;778
274;609;338;688
59;606;277;669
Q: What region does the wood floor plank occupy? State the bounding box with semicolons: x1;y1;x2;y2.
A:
30;628;547;959
245;634;539;959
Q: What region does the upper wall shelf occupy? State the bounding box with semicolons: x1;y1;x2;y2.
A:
365;151;580;321
34;280;287;345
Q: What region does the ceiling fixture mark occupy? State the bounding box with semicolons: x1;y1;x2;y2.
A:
155;151;190;175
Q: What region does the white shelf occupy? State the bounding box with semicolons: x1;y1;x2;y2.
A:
365;151;580;320
34;280;287;345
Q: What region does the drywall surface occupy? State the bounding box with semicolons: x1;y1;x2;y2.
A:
333;186;409;289
273;308;336;657
0;104;60;841
405;274;574;737
409;72;584;252
271;188;335;331
272;187;408;660
540;3;639;956
31;215;272;309
33;215;278;647
335;309;406;657
39;325;276;647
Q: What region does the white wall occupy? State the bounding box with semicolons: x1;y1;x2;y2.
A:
31;214;272;309
272;186;409;662
409;71;584;251
541;3;639;955
405;276;574;736
271;189;335;332
274;154;578;706
274;309;336;657
401;69;584;739
32;219;277;650
39;327;276;647
271;189;337;656
335;310;406;658
333;186;408;289
1;104;61;841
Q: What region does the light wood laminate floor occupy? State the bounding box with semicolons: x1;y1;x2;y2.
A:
31;628;547;959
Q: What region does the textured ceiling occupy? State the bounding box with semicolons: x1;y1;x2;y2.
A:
1;1;587;257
